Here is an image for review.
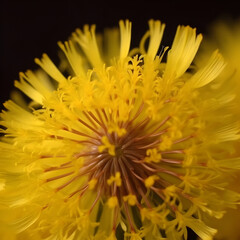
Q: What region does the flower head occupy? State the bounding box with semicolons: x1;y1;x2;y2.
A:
1;20;240;240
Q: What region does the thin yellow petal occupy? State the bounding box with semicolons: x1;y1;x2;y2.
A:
119;19;132;59
35;53;67;83
147;19;165;60
73;25;103;68
164;25;202;80
58;40;86;77
189;50;226;88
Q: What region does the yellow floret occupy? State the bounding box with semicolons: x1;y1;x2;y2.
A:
123;194;137;206
107;172;122;187
107;196;119;208
144;175;159;188
144;148;162;163
88;178;97;190
98;136;116;156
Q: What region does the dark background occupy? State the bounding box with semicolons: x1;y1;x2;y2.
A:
0;1;240;239
1;1;240;105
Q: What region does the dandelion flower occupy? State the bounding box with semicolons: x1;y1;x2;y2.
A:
197;20;240;240
1;20;240;240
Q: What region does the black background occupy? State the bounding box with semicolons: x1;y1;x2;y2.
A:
1;0;240;105
0;1;240;239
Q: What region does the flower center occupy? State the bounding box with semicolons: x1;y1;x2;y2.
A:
43;102;189;211
78;105;168;205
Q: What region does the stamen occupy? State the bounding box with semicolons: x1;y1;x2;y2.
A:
133;128;168;141
161;158;183;164
137;186;152;209
92;158;112;179
136;139;162;149
56;174;81;192
127;102;145;125
112;206;119;231
78;118;103;137
123;202;135;232
71;128;101;141
76;139;102;145
118;157;136;195
124;152;145;161
161;149;185;154
145;115;171;133
173;135;193;144
101;108;109;122
152;164;182;179
74;151;100;158
95;109;108;132
121;118;150;148
89;190;101;213
83;111;99;129
68;184;89;198
45;171;74;182
87;111;104;128
44;161;72;172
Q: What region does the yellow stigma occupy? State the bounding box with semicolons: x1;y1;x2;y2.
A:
144;148;162;163
144;175;159;188
158;136;173;151
98;136;116;156
107;196;119;208
88;178;98;190
123;194;137;206
107;172;122;187
108;123;126;137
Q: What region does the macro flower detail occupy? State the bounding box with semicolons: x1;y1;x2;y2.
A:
198;20;240;240
1;20;240;240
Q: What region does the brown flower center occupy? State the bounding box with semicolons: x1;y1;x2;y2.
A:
77;105;170;204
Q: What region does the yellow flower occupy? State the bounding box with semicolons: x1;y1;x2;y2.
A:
1;19;240;240
197;20;240;240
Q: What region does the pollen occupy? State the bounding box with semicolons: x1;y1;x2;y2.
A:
107;172;122;187
1;19;240;240
158;135;173;151
144;175;159;188
88;178;98;190
123;194;137;206
107;196;119;208
98;136;116;156
144;148;162;163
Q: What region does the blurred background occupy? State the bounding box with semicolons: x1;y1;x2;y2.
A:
1;0;240;105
